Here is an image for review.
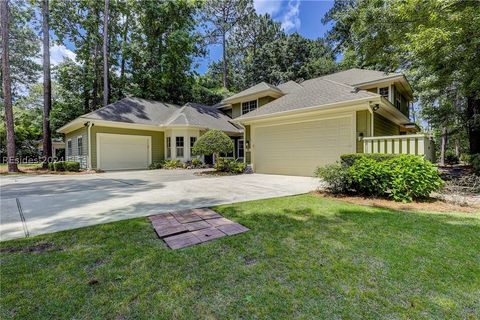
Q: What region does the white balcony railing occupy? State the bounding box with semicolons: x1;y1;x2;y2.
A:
363;134;435;162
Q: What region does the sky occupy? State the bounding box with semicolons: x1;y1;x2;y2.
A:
51;0;335;74
195;0;334;73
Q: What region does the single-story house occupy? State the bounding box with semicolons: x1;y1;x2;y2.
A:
36;138;65;158
58;68;433;176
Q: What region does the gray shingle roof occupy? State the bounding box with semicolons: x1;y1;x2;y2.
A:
82;97;241;133
222;81;282;102
321;68;402;86
235;78;378;120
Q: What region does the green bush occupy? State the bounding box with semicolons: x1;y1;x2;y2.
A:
163;159;182;169
148;161;164;170
348;157;391;196
340;153;397;167
51;161;80;172
192;129;234;159
470;154;480;175
314;163;351;194
191;158;203;168
386;155;444;202
316;154;444;202
53;161;65;171
64;161;80;172
215;157;246;174
444;151;459;165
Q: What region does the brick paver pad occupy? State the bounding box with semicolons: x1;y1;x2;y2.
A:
149;208;249;249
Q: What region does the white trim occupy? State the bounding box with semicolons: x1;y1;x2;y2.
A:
96;133;152;170
77;136;84;156
87;122;93;169
363;133;429;140
175;136;185;158
240;99;259;116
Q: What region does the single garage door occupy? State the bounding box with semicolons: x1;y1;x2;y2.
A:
252;115;354;176
97;133;151;170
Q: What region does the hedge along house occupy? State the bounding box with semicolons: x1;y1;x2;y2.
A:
58;68;433;175
57;99;242;170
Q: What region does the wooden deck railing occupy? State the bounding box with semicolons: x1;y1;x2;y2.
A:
363;134;435;162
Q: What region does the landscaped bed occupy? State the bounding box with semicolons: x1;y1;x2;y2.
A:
1;194;479;319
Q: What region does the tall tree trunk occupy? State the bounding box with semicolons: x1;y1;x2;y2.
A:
454;137;460;158
1;0;18;172
102;0;109;106
439;126;448;166
120;12;129;96
91;8;100;110
42;0;52;169
466;96;480;155
222;31;227;88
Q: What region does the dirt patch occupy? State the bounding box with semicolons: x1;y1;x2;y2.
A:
314;192;480;214
0;242;60;254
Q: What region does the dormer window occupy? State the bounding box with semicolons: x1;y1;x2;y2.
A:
379;87;389;99
241;100;257;115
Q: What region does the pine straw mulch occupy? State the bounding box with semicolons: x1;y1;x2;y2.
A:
313;192;480;214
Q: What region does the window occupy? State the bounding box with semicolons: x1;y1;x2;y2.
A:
396;96;402;110
238;139;244;158
241;100;257;115
176;137;184;158
379;87;389;99
77;137;83;155
190;137;197;156
67;139;72;156
166;137;171;158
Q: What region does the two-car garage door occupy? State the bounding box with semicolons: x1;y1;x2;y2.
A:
252;115;354;176
97;133;151;170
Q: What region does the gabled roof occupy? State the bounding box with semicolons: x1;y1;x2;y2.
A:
234;78;378;121
321;68;403;86
59;97;241;133
222;81;283;104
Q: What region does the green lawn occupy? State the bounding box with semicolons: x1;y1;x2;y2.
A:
1;195;479;319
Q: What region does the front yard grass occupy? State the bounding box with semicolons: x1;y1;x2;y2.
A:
1;194;479;319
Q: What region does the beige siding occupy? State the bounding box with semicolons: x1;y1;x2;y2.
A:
251;114;354;176
91;126;164;169
65;127;88;157
232;103;241;118
367;88;377;93
374;113;400;136
356;110;372;153
258;96;275;106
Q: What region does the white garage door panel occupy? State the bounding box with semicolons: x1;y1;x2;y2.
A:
253;116;353;176
97;134;150;170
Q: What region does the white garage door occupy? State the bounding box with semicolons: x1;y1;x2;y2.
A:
97;133;151;170
252;115;354;176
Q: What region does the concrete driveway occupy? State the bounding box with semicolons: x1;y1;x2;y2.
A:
0;170;319;241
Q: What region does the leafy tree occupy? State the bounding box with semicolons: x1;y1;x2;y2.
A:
192;129;234;161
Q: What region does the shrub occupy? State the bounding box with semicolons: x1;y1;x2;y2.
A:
163;159;182;169
348;157;391;196
192;130;234;160
460;153;471;164
314;163;351;194
191;158;203;168
148;161;164;170
64;161;80;172
316;154;444;202
444;151;459;165
386;155;444;202
470;154;480;175
53;161;65;171
48;162;55;171
215;157;246;174
51;161;80;172
340;153;397;167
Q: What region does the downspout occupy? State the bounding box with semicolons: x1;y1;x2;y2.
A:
367;103;375;136
87;121;93;170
